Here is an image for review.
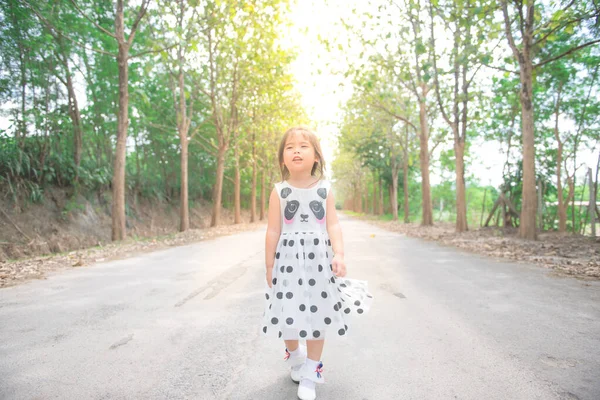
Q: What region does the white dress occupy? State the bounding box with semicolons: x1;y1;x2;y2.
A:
261;179;373;340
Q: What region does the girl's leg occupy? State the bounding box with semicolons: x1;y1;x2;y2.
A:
285;340;299;351
306;339;324;360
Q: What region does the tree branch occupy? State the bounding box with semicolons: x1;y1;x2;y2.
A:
532;12;597;47
224;174;235;184
192;131;219;152
469;38;506;85
129;43;178;59
23;1;115;57
534;0;578;34
482;63;519;74
127;0;150;47
68;0;117;38
517;0;525;38
500;0;521;59
189;119;213;139
428;134;445;159
429;0;452;127
534;38;600;69
147;121;174;132
370;100;417;131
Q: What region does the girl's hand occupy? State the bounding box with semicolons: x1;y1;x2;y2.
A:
332;255;347;277
266;267;273;288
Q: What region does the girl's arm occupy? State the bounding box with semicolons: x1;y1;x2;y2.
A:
265;188;281;287
326;189;347;277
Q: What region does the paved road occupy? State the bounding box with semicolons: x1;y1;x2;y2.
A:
1;215;599;400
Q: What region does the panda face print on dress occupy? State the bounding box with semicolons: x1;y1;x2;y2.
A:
309;200;325;224
284;200;300;224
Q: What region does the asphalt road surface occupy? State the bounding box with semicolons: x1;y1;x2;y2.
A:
1;215;599;400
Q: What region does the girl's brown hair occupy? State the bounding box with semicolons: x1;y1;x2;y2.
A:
278;126;326;181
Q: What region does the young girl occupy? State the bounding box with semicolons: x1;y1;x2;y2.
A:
261;127;373;400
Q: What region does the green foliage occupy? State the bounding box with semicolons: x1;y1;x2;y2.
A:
0;0;300;215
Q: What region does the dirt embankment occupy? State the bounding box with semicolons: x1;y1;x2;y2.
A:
0;188;265;288
357;216;600;280
3;195;598;288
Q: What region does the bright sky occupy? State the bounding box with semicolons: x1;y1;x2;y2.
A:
285;0;598;188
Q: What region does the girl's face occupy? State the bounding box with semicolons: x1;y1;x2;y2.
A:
282;133;319;176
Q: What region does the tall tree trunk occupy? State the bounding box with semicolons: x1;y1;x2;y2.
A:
9;0;27;147
176;0;190;232
234;146;241;224
418;93;433;225
588;168;596;237
556;141;567;232
251;134;257;222
389;125;401;220
388;184;394;215
391;167;399;221
455;139;468;232
403;153;409;223
65;63;83;183
260;169;266;220
553;84;568;233
501;0;537;239
379;176;384;216
373;172;378;215
211;145;228;227
111;36;129;241
518;56;537;239
179;125;189;232
110;0;148;240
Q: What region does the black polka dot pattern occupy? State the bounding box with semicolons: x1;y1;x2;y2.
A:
261;180;373;341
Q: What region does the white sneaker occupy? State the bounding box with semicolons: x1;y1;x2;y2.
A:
297;383;317;400
285;343;307;383
296;361;324;400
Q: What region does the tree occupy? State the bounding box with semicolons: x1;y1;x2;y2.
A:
28;0;152;240
499;0;600;240
429;0;496;232
196;0;293;227
155;0;204;232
